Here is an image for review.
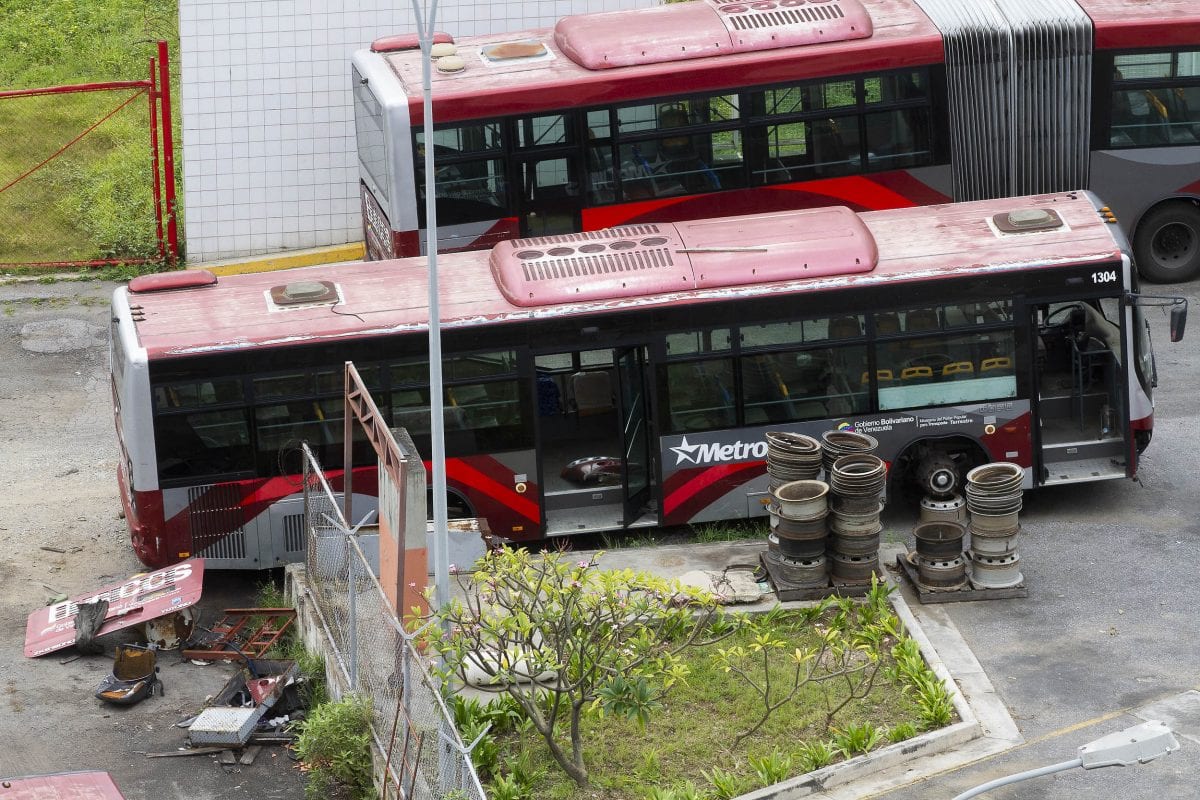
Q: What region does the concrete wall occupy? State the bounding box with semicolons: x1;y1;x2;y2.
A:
178;0;656;264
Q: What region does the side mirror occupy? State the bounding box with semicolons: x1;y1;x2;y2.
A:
1170;304;1187;343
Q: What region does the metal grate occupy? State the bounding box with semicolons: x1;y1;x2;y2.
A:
188;483;246;557
283;513;306;553
724;4;845;30
515;224;663;247
521;247;674;282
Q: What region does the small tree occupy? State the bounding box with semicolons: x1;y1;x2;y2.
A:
422;547;727;787
714;578;898;746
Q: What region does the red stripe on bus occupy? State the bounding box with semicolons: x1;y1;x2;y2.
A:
773;176;921;210
445;459;541;523
662;461;765;519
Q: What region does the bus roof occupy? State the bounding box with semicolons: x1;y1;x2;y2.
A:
128;193;1123;361
1075;0;1200;49
377;0;943;123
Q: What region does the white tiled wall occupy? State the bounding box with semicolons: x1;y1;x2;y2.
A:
179;0;656;264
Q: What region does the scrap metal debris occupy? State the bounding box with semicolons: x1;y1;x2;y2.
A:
95;644;162;706
24;559;205;658
181;608;295;663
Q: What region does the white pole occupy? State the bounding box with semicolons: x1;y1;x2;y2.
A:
412;0;449;613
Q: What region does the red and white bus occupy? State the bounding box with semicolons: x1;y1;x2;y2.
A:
112;191;1183;569
353;0;1200;281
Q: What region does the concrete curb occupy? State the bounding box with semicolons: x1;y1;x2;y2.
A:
192;242;365;276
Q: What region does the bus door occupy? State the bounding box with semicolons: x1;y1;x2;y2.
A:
534;347;656;537
616;346;653;525
515;154;582;238
1031;295;1129;485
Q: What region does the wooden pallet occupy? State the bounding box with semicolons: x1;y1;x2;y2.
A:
892;553;1027;604
760;553;876;601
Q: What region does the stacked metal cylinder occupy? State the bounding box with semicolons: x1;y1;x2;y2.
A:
764;432;828;587
964;462;1025;588
911;520;968;590
823;431;884;585
767;478;830;587
764;431;823;490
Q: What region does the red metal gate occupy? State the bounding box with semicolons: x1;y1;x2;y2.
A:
0;40;178;269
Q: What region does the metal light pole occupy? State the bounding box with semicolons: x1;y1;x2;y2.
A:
412;0;450;613
951;720;1179;800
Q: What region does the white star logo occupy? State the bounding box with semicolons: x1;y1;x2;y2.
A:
670;436;702;465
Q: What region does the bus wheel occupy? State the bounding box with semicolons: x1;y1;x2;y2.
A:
1134;201;1200;283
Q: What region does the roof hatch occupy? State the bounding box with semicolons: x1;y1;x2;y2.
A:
992;208;1065;234
554;0;873;71
491;208;877;307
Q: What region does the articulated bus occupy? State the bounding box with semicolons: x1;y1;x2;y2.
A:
112;192;1183;570
353;0;1200;281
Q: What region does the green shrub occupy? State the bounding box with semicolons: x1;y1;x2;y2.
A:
295;694;375;800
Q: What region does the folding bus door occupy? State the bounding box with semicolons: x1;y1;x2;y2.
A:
616;346;653;525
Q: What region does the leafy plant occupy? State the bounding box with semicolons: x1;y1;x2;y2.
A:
795;739;837;772
888;722;919;743
890;637;956;728
489;773;526;800
420;547;729;787
831;722;884;759
294;694;374;800
702;766;751;800
749;749;794;786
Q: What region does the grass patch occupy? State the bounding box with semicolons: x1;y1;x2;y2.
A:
0;0;180;268
442;573;953;800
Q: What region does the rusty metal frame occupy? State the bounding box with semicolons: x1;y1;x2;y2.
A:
181;607;296;662
343;360;408;592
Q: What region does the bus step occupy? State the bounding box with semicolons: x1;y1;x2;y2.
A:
1041;456;1127;486
1041;438;1125;462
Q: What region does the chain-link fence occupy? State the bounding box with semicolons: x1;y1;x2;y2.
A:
0;42;177;268
301;444;486;800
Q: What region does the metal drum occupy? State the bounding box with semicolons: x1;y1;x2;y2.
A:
914;521;966;560
830;551;879;584
914;553;968;590
765;550;828;588
967;524;1020;556
821;430;879;475
969;552;1023;589
920;494;967;524
770;480;829;519
830;529;880;557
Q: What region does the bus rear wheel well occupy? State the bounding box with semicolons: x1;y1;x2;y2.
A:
889;437;989;501
1133;198;1200;283
427;487;475;520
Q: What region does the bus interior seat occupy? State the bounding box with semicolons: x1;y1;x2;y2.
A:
942;361;974;378
900;365;933;382
571;370;613;416
862;369;895;385
980;356;1012;373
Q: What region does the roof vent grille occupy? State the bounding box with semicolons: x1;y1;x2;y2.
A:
723;4;846;30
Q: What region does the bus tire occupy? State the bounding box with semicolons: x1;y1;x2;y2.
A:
1134;201;1200;283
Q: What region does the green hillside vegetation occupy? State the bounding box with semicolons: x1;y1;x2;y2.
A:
0;0;180;267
